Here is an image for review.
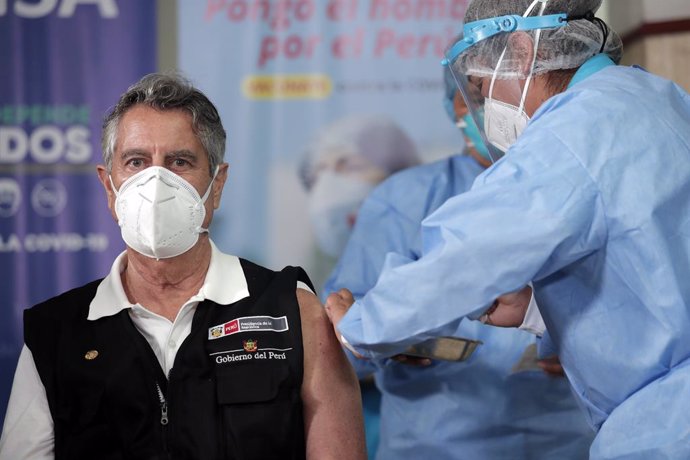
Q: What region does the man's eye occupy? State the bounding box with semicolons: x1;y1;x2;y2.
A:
129;159;144;167
173;159;189;167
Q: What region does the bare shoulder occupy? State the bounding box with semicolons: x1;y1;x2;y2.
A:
295;287;350;380
295;288;366;460
295;288;348;364
296;288;327;328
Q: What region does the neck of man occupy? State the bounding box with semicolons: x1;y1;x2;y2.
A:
121;236;212;322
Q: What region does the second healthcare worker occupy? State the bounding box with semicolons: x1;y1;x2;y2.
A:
323;66;594;459
325;0;690;458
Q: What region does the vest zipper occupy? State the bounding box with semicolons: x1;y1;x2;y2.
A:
155;380;172;457
156;381;169;425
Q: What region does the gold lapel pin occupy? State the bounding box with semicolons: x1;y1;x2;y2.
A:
84;350;99;360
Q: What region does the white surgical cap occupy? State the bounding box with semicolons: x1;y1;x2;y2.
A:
300;115;420;189
453;0;623;79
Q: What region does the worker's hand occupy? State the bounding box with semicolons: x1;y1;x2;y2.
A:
537;355;566;377
479;285;532;327
324;288;366;359
324;288;354;327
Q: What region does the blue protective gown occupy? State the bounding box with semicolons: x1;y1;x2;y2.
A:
326;154;593;459
338;61;690;459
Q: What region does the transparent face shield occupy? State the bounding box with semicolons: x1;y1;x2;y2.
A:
442;0;568;162
450;71;504;163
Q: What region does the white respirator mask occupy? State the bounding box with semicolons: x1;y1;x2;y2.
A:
484;96;530;153
110;166;218;260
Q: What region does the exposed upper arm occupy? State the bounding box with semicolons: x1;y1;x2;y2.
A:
297;288;366;460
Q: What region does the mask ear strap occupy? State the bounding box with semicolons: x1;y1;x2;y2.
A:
108;175;120;196
197;166;221;234
518;0;547;114
518;31;539;113
200;166;220;204
488;47;507;100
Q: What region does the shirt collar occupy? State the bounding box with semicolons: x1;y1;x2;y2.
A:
88;240;250;320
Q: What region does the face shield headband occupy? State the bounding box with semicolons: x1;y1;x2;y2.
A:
442;0;570;162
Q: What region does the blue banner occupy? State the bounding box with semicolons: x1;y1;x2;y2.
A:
0;0;156;425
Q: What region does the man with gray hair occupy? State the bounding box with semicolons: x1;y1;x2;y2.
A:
325;0;690;458
0;73;366;460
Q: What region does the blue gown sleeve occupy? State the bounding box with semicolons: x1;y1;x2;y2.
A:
338;137;609;358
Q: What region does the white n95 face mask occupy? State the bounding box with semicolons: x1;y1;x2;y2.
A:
307;170;375;258
111;166;217;260
484;97;530;153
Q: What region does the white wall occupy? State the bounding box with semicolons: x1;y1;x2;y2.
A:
643;0;690;23
607;0;690;34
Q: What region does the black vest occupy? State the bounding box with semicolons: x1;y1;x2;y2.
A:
25;259;312;460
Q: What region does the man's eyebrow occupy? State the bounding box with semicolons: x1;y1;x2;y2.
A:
166;150;198;161
121;149;151;160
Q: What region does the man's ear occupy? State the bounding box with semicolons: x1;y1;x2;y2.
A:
507;32;535;77
96;164;117;218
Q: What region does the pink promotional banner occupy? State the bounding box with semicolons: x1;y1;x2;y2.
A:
0;0;156;425
177;0;471;292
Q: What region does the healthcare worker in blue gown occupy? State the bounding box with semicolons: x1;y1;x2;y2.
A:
324;0;690;458
323;65;594;459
